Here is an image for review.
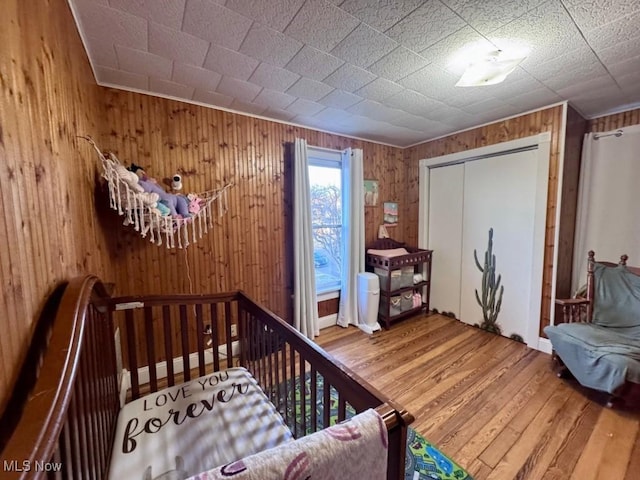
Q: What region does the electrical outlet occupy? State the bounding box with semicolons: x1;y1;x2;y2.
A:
230;324;237;337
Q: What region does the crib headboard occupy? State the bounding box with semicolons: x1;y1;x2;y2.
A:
0;275;120;479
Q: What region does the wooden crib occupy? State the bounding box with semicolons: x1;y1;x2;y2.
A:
0;275;413;479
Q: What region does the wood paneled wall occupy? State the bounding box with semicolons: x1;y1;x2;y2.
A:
587;108;640;131
0;0;115;414
403;105;566;335
556;106;587;305
98;90;406;322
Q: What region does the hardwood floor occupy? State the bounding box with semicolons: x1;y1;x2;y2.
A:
316;314;640;480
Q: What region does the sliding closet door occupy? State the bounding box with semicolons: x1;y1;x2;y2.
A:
459;150;539;342
427;164;464;318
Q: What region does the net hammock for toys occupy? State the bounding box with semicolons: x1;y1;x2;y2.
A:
83;136;232;249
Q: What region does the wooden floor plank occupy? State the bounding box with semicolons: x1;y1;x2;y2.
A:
317;313;640;479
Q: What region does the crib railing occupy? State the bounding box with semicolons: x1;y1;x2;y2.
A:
110;291;413;480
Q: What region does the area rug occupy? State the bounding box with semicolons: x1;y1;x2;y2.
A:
271;374;473;480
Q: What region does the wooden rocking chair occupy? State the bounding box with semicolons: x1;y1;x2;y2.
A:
545;251;640;408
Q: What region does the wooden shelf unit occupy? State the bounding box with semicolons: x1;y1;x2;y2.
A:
366;239;432;329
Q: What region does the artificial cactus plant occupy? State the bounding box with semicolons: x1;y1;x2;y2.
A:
474;228;504;334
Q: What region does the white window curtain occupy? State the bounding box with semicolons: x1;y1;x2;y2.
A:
293;138;319;338
337;148;365;328
572;125;640;291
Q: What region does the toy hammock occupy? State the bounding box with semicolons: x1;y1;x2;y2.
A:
82;136;232;249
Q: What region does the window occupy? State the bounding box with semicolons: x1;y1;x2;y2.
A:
308;148;343;295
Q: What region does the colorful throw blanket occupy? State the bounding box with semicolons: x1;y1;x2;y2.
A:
188;408;388;480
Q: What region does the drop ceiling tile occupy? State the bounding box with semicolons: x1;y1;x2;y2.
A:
337;0;424;32
225;0;306;31
608;55;640;78
149;22;210;66
192;88;234;107
285;46;344;81
286;98;327;116
488;1;587;66
367;46;430;82
347;100;402;123
420;26;493;75
442;0;547;35
252;89;297;110
262;107;298;122
522;44;597;79
182;0;253;50
538;67;609;92
582;13;640;51
286;77;334;101
461;97;511;115
387;111;431;130
563;0;640;33
84;36;118;69
611;70;640;89
318;89;363;108
596;36;640;67
330;23;397;69
229;99;268;116
571;90;630;117
239;23;303;67
284;0;360;52
385;89;448;118
290;114;337;133
480;70;545;99
172;63;222;92
398;64;477;107
149;78;196;98
96;66;149;90
323;63;376;92
248;63;301;92
116;45;173;79
506;87;563;111
109;0;187;30
556;74;618;98
312;107;355;126
385;1;466;53
487;103;524;118
354;77;403;102
203;45;259;81
76;3;147;51
216;76;262;102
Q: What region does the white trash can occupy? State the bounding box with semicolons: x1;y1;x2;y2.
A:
357;272;381;334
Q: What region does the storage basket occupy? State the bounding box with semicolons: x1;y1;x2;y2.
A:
380;295;402;317
375;268;402;291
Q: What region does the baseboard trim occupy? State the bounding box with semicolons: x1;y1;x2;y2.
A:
319;313;337;330
538;337;553;355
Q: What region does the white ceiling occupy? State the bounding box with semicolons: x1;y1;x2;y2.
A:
69;0;640;147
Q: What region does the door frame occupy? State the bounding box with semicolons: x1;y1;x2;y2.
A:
418;132;552;351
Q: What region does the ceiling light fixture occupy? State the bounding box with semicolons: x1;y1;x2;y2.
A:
455;49;527;87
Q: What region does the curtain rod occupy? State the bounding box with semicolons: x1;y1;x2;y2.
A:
594;129;623;140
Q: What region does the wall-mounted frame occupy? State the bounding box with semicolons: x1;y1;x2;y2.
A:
383;202;398;226
364;179;378;207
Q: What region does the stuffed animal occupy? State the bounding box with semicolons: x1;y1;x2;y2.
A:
187;193;202;214
116;164;144;193
130;164;190;218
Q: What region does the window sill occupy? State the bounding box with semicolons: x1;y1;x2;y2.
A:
317;290;340;302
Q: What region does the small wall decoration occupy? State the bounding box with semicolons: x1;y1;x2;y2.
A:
383;202;398;226
474;227;505;335
363;180;379;207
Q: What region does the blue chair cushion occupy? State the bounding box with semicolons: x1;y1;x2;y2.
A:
544;322;640;394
